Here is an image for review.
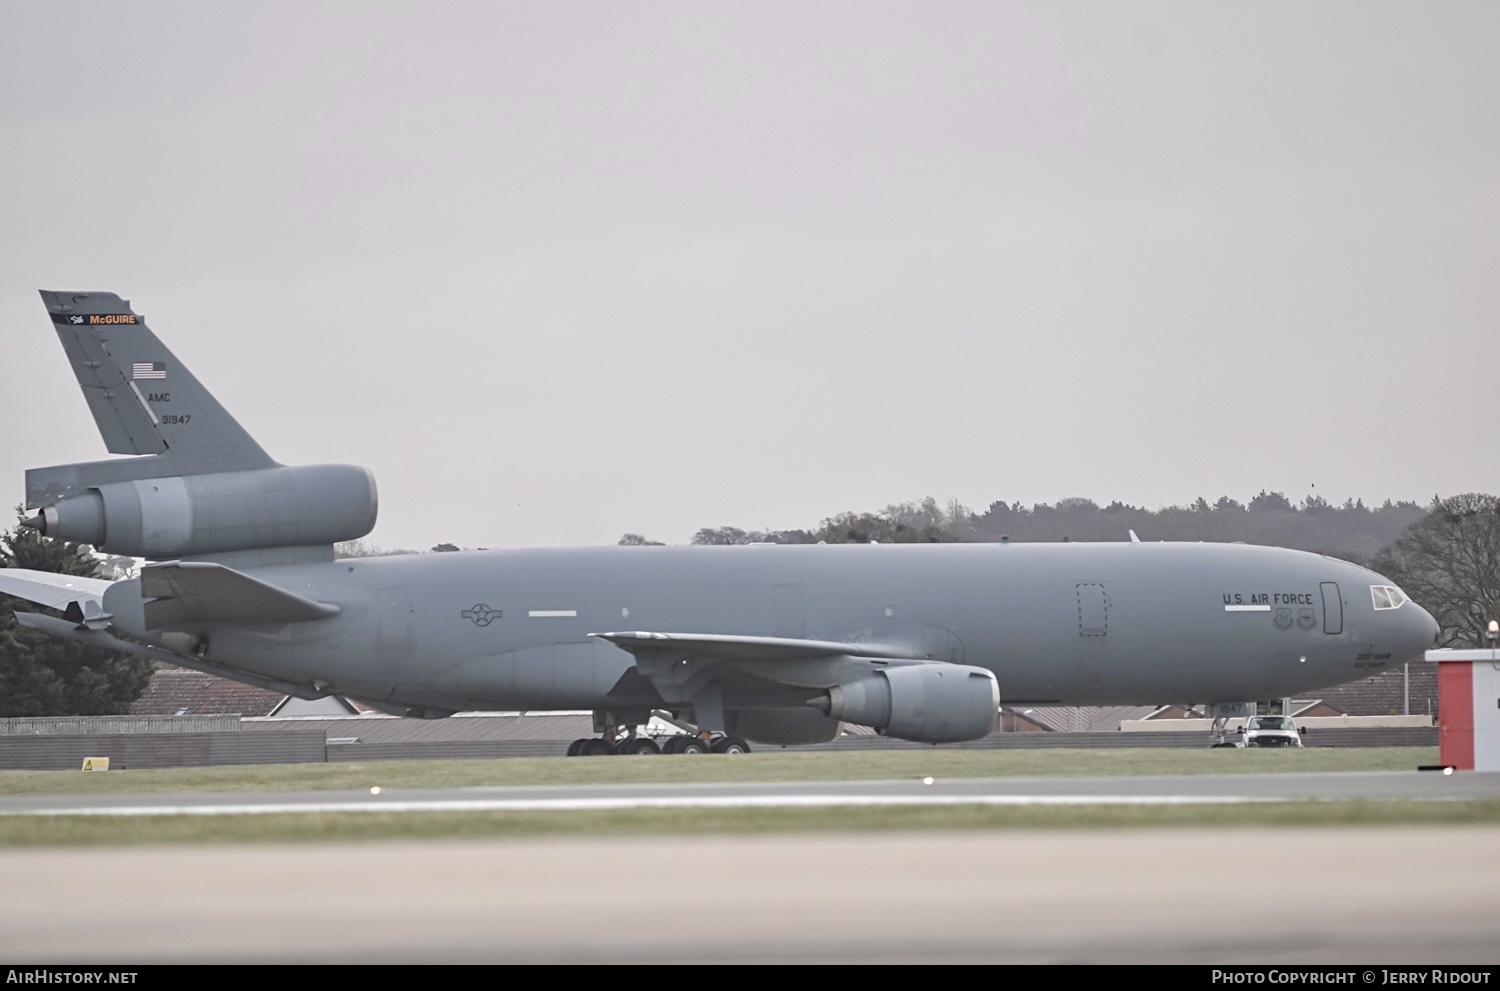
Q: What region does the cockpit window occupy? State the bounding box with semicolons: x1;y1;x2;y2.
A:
1371;585;1408;610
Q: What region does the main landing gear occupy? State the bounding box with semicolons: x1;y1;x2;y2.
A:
565;733;751;756
565;712;751;757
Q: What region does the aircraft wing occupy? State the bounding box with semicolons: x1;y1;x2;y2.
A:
141;561;341;627
0;568;111;611
591;631;920;662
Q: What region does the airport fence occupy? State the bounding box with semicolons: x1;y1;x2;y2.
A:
0;714;242;736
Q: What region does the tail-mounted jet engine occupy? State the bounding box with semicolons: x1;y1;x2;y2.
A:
816;663;1000;743
23;464;377;559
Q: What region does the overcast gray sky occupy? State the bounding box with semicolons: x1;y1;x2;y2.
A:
2;2;1496;549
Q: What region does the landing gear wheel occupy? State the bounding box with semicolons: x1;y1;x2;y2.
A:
581;738;617;756
566;738;590;757
711;736;750;754
623;738;660;755
662;735;710;754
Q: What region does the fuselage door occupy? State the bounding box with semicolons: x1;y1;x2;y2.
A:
1077;582;1108;637
1320;582;1343;635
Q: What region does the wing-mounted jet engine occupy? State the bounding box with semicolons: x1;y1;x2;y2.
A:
815;663;1001;743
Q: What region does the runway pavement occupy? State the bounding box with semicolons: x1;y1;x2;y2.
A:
1;827;1497;963
2;769;1497;816
3;772;1497;963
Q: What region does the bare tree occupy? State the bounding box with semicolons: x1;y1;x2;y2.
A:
1371;493;1500;647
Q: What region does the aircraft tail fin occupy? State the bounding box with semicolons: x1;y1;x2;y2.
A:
39;290;274;472
24;290;376;562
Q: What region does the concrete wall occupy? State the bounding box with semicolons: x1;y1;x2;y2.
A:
0;731;325;770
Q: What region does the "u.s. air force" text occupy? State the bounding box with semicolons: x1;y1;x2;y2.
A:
1222;592;1315;606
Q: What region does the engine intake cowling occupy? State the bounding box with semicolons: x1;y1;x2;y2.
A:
823;663;999;743
27;463;377;559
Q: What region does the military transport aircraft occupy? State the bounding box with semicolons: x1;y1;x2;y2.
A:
0;291;1440;753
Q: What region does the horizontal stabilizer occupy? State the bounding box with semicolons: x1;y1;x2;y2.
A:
141;561;340;627
14;611;325;699
591;631;919;662
0;568;111;611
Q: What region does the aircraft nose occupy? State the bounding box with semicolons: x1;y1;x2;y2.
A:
1418;603;1440;646
1398;601;1441;658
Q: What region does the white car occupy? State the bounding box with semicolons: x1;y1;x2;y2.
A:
1239;715;1304;748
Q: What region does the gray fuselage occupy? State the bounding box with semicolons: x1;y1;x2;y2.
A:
114;540;1438;715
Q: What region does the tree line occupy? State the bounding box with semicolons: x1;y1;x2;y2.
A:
628;491;1499;649
653;491;1426;559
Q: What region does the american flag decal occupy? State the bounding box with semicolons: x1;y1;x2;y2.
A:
132;362;166;380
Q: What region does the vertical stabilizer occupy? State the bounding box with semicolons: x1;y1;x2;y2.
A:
24;291;376;558
39;290;274;472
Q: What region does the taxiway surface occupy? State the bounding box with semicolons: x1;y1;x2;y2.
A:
2;827;1497;963
3;770;1497;816
4;771;1497;963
